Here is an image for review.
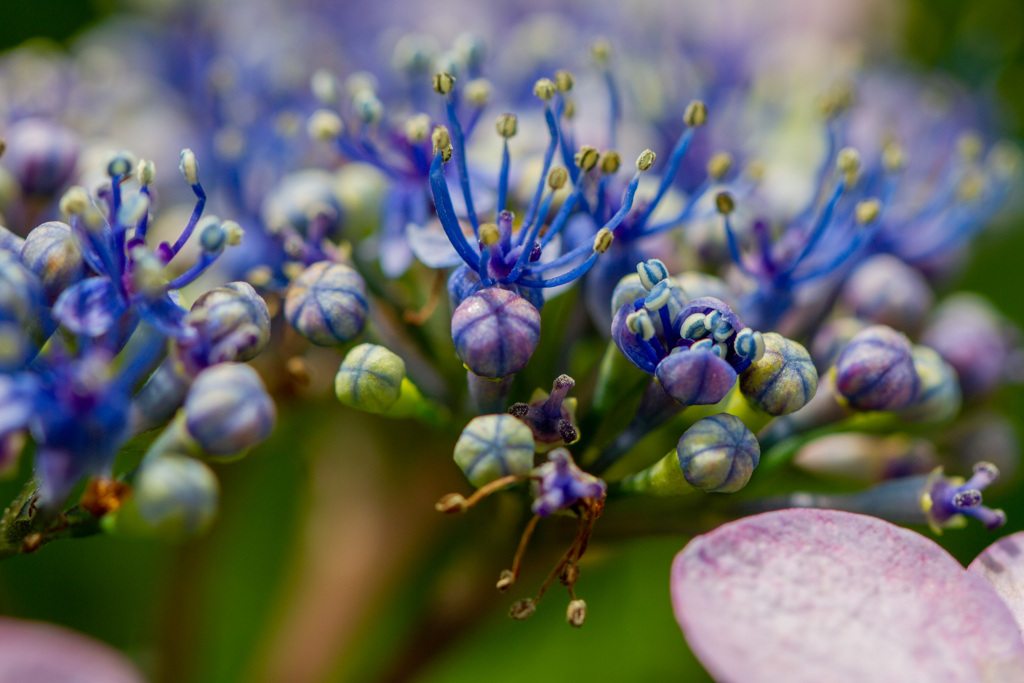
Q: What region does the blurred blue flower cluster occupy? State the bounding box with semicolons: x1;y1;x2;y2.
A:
0;0;1022;679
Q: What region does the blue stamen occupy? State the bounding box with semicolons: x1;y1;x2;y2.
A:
787;176;847;272
428;152;480;269
638;128;695;227
444;95;480;236
521;105;558;231
497;138;511;214
518;250;600;288
168;181;208;261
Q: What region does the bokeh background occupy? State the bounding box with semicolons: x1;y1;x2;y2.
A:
1;1;1023;681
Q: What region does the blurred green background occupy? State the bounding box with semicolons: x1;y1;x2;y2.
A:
1;2;1023;682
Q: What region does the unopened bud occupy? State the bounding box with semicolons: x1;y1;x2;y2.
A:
574;146;599;171
715;191;735;215
496;569;515;592
599;151;621;174
432;71;456;95
548;167;568;190
855;199;881;225
307;109;344;142
566;599;587;627
554;70;574;92
435;492;468;514
495;113;517;138
707;152;733;180
684;100;707;127
593;227;614;253
510;598;536;620
404;113;432;143
533;78;556;101
636;148;656;171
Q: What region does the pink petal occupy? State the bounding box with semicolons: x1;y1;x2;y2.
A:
969;532;1024;634
0;618;143;682
671;508;1024;683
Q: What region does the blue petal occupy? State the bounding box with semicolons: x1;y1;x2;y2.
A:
52;277;126;337
407;220;465;268
611;300;658;374
139;294;190;338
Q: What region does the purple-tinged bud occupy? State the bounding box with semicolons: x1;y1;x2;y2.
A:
509;374;579;450
454;414;536;487
176;282;271;376
655;349;737;407
20;221;86;304
2;118;79;196
451;288;540;379
531;448;606;516
261;170;344;242
184;363;276;458
739;333;817;416
920;294;1022;399
284;261;368;346
677;414;759;493
810;317;866;372
133;455;219;537
839;255;933;334
793;433;937;482
835;325;919;411
899;345;961;423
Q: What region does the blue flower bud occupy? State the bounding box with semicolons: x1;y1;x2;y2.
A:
655;348;737;406
810;317;867;372
451;288;540;379
835;325;919;411
284;261;368;346
133;455;219;537
898;345;961;423
509;374;579;450
335;344;406;413
261;170;344;242
920;294;1021;399
3;118;79;196
839;254;934;333
739;333;818;416
454;414;536;488
175;282;271;375
676;414;760;493
19;221;86;303
531;448;606;516
184;363;276;458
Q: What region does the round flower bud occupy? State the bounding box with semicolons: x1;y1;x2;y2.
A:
261;170;344;242
839;255;933;333
655;348;737;406
335;343;406;414
835;325;919;411
284;261;368;346
453;414;536;487
133;455;219;537
451;288;541;379
3;118;79;196
899;345;962;424
184;363;276;458
20;221;86;303
676;414;759;493
810;317;867;372
739;333;818;416
176;282;271;375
